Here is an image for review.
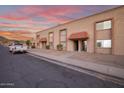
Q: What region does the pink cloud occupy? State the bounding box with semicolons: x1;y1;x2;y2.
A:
0;22;46;32
0;6;83;33
0;22;42;29
24;19;44;25
0;30;32;40
0;22;31;29
0;14;29;21
0;6;35;21
18;6;82;23
18;6;44;15
0;6;82;24
0;23;19;28
44;16;71;23
37;6;81;23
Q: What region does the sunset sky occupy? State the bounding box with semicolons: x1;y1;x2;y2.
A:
0;5;120;40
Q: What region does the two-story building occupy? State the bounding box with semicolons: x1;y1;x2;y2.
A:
36;6;124;55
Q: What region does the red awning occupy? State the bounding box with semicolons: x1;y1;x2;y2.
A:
69;32;88;40
40;38;47;42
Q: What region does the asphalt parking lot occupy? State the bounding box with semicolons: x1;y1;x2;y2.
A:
0;45;123;88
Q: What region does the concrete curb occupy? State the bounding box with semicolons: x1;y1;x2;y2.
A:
27;51;124;85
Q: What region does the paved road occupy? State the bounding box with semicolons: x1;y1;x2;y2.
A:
0;45;123;88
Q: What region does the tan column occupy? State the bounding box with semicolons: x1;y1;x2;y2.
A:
78;40;82;52
40;42;42;48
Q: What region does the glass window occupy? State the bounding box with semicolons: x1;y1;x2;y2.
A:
61;42;66;48
60;36;66;41
96;20;112;30
60;30;67;49
49;42;53;48
49;33;53;42
49;32;54;48
96;40;111;48
104;20;111;29
96;22;104;30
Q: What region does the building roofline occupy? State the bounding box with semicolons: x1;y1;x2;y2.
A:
36;5;123;34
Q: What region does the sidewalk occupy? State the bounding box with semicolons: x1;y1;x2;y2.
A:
27;49;124;79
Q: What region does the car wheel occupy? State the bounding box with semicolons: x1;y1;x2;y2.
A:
23;51;26;53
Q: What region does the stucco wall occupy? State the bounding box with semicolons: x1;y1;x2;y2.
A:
36;6;124;55
113;7;124;55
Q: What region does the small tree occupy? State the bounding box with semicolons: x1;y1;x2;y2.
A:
26;40;32;48
46;45;50;49
20;40;25;44
57;44;63;51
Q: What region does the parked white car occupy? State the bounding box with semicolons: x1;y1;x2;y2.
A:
9;43;28;54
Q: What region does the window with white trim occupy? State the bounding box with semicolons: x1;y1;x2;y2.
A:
60;29;67;49
96;20;112;30
96;40;112;48
49;32;54;48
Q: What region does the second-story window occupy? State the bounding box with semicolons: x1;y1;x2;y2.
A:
60;29;67;50
96;20;112;30
49;32;54;49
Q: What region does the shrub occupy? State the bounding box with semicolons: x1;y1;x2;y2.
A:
57;44;63;51
31;45;35;48
46;45;50;49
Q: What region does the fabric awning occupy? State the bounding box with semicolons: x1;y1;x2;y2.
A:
69;32;88;40
40;38;47;42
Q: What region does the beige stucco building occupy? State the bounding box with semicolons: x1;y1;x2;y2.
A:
36;6;124;55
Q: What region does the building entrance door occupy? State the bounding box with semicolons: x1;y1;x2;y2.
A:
73;40;87;52
74;40;78;51
82;40;87;51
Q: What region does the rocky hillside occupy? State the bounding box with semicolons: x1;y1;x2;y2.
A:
0;36;8;41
